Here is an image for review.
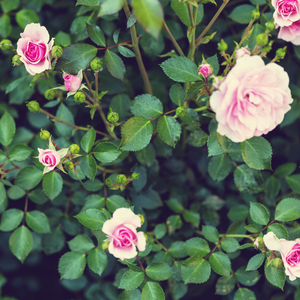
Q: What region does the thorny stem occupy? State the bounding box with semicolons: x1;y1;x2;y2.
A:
163;21;185;56
238;20;254;47
123;1;153;95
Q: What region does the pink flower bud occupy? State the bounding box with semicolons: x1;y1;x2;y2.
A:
38;148;60;171
235;47;250;60
198;63;212;78
63;73;82;91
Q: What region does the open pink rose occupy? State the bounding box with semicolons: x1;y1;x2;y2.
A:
63;73;82;91
278;20;300;44
38;148;60;172
210;55;293;142
198;63;212;78
272;0;300;26
264;231;300;281
235;47;250;60
102;208;146;260
17;23;54;75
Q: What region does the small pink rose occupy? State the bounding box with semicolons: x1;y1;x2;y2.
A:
63;73;82;91
17;23;54;75
198;63;212;78
38;148;60;171
102;208;146;260
278;20;300;44
272;0;300;26
235;47;250;60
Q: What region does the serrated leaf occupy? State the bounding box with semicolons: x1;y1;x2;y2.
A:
286;174;300;193
207;130;223;157
68;235;95;253
59;251;86;279
183;237;210;257
208;154;232;182
267;223;288;240
98;0;125;16
0;209;23;232
0;182;6;207
15;166;43;191
8;144;33;161
76;0;101;6
86;23;106;46
249;202;269;225
81;155;97;180
87;248;107;276
119;270;145;290
0;111;16;147
93;142;122;163
209;252;231;276
216;275;235;295
25;210;51;234
106;195;129;213
146;262;173;281
74;208;107;230
229;4;255;24
275;198;300;222
169;83;186;106
118;45;136;58
221;238;240;253
42;228;65;255
105;49;125;81
130;94;163;119
154;224;167;239
55;103;75;138
202;225;219;243
264;263;285;290
42;171;63;201
235;266;260;286
81;127;96;153
157;116;181;147
234;288;256;300
142;282;165;300
246;253;265;271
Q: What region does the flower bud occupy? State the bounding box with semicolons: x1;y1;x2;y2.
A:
132;173;140;180
116;174;127;185
102;240;110;251
250;10;260;21
0;39;13;51
44;89;56;101
235;47;250;60
69;144;80;154
138;214;145;225
272;258;283;269
217;39;227;52
198;63;212;78
64;161;74;171
254;237;265;249
90;58;103;72
276;47;286;59
176;106;187;118
256;33;268;46
74;91;86;103
51;45;63;58
105;178;113;185
265;20;275;32
27;101;41;113
107;108;119;124
12;55;23;66
40;129;51;140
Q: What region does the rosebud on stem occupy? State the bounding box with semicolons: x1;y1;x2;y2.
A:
64;161;74;171
272;258;283;269
74;92;86;103
218;39;228;52
40;129;51;140
250;5;260;21
51;45;63;58
0;39;13;51
107;108;119;124
12;55;23;67
27;101;41;113
90;58;103;72
44;89;56;101
69;144;80;154
256;33;268;46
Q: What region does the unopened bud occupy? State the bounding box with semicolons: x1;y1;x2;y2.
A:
198;63;212;78
0;39;13;51
105;178;113;185
44;89;56;101
64;161;74;171
254;237;265;249
90;58;103;72
256;33;268;46
276;47;286;59
12;55;23;66
102;240;110;251
74;91;86;103
40;129;51;140
217;39;227;52
138;214;145;225
272;258;283;269
27;101;41;113
107;108;119;124
132;173;139;180
116;174;127;185
250;10;260;21
51;45;63;58
176;106;187;118
265;20;275;32
69;144;80;154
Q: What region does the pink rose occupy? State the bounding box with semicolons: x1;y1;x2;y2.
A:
278;20;300;44
235;47;250;60
210;55;293;142
63;73;82;91
198;63;212;78
272;0;300;26
38;148;60;172
102;208;146;260
264;231;300;281
17;23;54;75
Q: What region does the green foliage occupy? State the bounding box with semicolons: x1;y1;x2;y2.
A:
119;270;145;290
130;94;163;119
74;209;107;230
105;50;125;81
42;172;63;201
146;262;173;281
0;209;23;232
58;252;86;280
229;4;255;24
183;237;210;256
15;166;43;190
275;198;300;222
142;282;165;300
67;235;94;253
0;111;15;147
16;9;39;29
157;116;181;147
265;263;285;290
87;248;108;276
94;142;122;163
249;202;269;225
209;252;231;276
86;23;106;46
26;210;51;233
246;253;265;271
98;0;125;16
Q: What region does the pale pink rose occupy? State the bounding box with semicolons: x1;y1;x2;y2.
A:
212;76;225;90
235;47;250;60
63;74;81;91
210;55;293;142
38;148;60;171
17;23;54;75
102;208;146;260
198;63;212;78
278;20;300;44
272;0;300;26
254;237;259;248
264;231;300;281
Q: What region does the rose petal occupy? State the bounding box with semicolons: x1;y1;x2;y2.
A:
112;208;141;228
136;232;146;252
263;231;283;251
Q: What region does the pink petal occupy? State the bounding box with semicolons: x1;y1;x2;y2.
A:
263;231;283;251
136;232;146;252
112;208;141;228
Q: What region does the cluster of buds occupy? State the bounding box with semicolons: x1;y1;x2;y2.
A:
106;173;140;191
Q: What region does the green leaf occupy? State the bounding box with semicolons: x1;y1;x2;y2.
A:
0;15;11;38
246;253;265;271
235;266;260;286
26;210;51;233
183;237;210;257
264;263;285;290
105;49;125;81
86;23;106;46
1;0;20;13
249;202;269;225
207;130;223;157
286;174;300;193
55;31;71;47
93;142;122;163
81;155;97;180
234;288;256;300
131;0;163;39
160;57;200;82
0;182;6;207
68;235;95;253
229;4;255;24
118;46;135;58
274;163;296;177
76;0;101;6
183;210;200;228
81;127;96;153
120;116;153;151
42;228;65;255
228;205;249;222
42;172;63;201
169;241;187;258
130;94;163;120
169;84;186;106
146;262;173;281
267;223;288;240
7;185;25;200
157;116;181;147
59;251;86;280
0;111;16;147
202;225;219;243
82;179;103;191
265;176;281;198
119;270;145;290
240;137;272;170
141;282;165;300
221;238;240;253
9;226;33;263
55;103;75;138
55;43;98;74
15;9;39;29
208;154;232;182
217;133;232;152
135;143;156;167
8;144;32;162
15;166;43;190
216;275;235;295
166;198;184;213
106;195;129;213
98;0;125;16
154;224;167;239
275;198;300;222
209;252;231;276
207;54;219;76
181;255;211;284
0;209;23;232
74;208;107;230
87;248;108;276
82;194;105;211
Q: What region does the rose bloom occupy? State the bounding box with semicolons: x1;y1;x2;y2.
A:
210;55;293;142
102;208;146;260
17;23;54;75
264;231;300;281
235;47;250;60
272;0;300;26
278;19;300;44
198;63;212;78
63;73;82;91
38;148;61;173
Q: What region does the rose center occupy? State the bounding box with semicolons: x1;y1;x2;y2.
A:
111;226;137;248
24;42;46;63
286;243;300;267
278;0;298;17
